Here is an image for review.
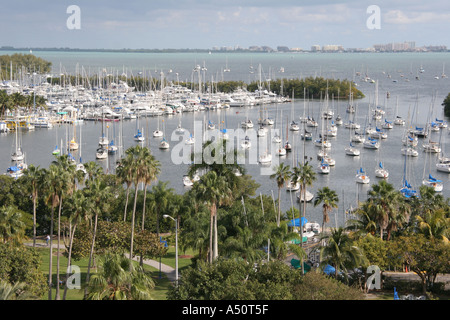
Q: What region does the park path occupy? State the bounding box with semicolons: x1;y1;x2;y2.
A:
24;241;177;282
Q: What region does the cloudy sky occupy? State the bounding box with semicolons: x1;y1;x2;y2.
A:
1;0;449;49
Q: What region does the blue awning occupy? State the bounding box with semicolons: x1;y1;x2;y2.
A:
287;217;308;227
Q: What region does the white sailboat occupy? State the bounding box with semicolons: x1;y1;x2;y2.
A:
375;162;389;178
355;167;370;184
11;125;24;161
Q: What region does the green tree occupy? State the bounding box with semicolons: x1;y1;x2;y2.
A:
270;163;291;227
0;205;26;244
83;175;111;299
442;92;450;117
389;234;450;295
290;161;316;274
20;165;44;247
314;187;339;235
0;280;38;300
319;227;368;280
84;252;154;300
192;171;232;263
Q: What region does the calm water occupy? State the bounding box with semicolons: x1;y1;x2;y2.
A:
1;50;450;226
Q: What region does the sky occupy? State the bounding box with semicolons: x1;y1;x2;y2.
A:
1;0;449;50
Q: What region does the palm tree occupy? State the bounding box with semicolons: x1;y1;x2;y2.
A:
192;170;232;263
124;145;160;268
0;205;25;244
116;153;135;222
51;155;76;300
416;208;450;242
314;187;339;236
149;181;174;237
367;180;409;240
83;175;111;299
290;161;316;274
84;252;154;300
43;163;63;300
270;163;291;227
21;165;44;247
62;190;94;300
0;280;37;300
319;227;368;280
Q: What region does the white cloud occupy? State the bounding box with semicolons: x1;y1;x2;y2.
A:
384;10;450;24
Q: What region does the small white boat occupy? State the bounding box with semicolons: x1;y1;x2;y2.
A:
436;157;450;173
159;138;170;149
423;141;441;153
317;160;330;174
241;119;254;129
257;126;266;137
296;190;314;202
272;133;282;143
96;146;108;159
289;121;300;131
394;116;405;126
183;175;194;187
422;174;443;192
401;147;419;157
185;134;195;145
241;137;251;149
69;139;79;150
382;119;393;129
276;145;286;156
363;138;380;149
175;125;185;134
259;152;272;164
153;129;163;137
375;162;389;178
11;148;24;161
134;129;145;142
345;143;360;156
285;181;300;191
355;168;370;184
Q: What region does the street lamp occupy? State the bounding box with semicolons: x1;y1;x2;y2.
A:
163;214;178;284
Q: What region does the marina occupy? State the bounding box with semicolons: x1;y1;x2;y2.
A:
1;50;449;226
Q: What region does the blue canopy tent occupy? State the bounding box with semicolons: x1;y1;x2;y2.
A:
287;217;308;244
287;217;308;227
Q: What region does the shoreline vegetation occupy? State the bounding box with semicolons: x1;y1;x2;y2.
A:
0;53;365;101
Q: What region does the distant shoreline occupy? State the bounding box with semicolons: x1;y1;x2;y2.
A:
1;47;449;54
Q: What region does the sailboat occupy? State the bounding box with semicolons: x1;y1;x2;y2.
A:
175;117;185;134
375;162;389;178
153;116;163;137
317;158;330;174
240;136;251;149
134;112;145;142
52;125;60;155
345;142;360;156
11;124;24;161
355;167;370;184
69;122;79;151
159;120;170;149
223;56;230;73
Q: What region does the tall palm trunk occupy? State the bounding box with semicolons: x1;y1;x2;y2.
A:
213;208;218;261
209;204;215;264
55;194;63;300
139;183;148;267
277;187;281;227
48;204;55;300
84;212;98;299
32;191;37;247
129;185;139;270
63;223;77;300
123;186;131;221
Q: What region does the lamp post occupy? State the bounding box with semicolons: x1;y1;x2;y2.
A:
163;214;178;284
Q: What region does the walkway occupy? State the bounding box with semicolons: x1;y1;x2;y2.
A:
24;242;177;283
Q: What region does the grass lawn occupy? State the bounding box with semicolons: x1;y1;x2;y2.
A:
35;244;195;300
